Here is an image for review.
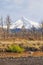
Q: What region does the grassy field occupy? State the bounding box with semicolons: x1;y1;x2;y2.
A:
0;39;43;49
0;38;43;45
0;39;43;57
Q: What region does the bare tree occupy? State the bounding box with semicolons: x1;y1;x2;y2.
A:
0;17;5;39
0;17;3;29
40;21;43;40
6;16;11;38
21;25;26;38
31;25;36;40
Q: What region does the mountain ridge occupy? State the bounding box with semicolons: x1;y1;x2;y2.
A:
10;17;40;29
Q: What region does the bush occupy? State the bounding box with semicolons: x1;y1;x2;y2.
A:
39;46;43;51
6;45;24;53
25;47;38;51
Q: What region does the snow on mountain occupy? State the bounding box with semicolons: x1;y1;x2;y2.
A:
10;17;40;29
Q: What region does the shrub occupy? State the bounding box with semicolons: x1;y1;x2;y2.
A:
39;46;43;51
6;45;24;53
25;47;38;51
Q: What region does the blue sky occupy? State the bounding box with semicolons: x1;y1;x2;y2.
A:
0;0;43;23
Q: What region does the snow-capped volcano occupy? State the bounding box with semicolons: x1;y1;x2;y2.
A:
11;17;40;29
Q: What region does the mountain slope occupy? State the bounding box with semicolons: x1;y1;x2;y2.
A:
11;17;40;29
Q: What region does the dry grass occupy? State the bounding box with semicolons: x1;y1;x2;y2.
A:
0;38;43;49
0;39;43;57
